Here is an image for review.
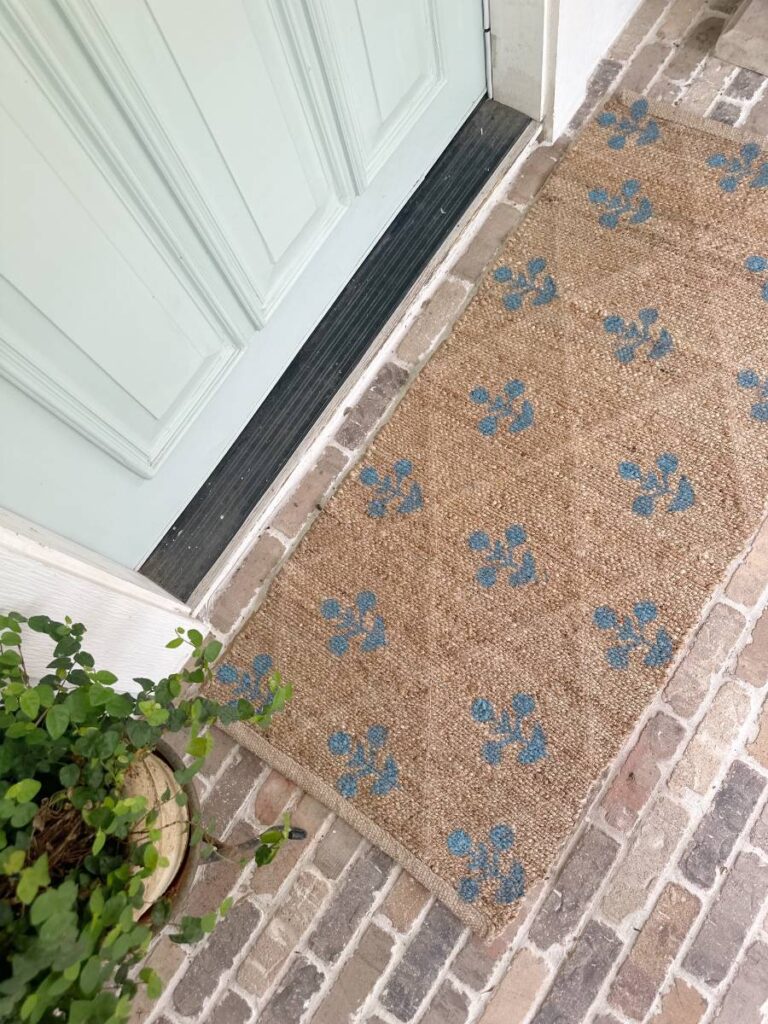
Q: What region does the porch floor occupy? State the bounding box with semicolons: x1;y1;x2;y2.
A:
133;2;768;1022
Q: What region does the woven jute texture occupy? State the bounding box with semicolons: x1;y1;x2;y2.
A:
210;96;768;936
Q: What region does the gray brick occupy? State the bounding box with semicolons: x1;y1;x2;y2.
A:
182;822;256;919
709;100;741;126
201;749;263;839
683;853;768;986
421;981;470;1024
568;59;623;132
530;826;619;949
725;68;766;100
664;603;746;718
381;902;464;1021
313;818;362;879
665;18;724;81
335;363;409;450
714;941;768;1024
750;801;768;854
271;446;348;538
395;279;468;367
259;956;324;1024
680;760;766;889
209;992;250;1024
210;534;285;634
311;924;393;1024
452;203;524;282
308;847;393;964
531;920;622;1024
173;900;262;1016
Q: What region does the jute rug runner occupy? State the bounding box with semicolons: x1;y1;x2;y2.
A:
211;95;768;936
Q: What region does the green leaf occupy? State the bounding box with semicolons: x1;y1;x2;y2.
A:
200;912;217;933
0;631;20;646
1;848;25;875
94;670;118;685
92;830;106;855
186;734;212;759
187;629;204;648
139;967;163;999
105;693;133;719
165;637;183;649
203;640;222;663
16;854;49;904
219;896;233;916
27;615;51;632
18;688;40;719
5;778;41;803
45;704;70;739
79;956;103;996
143;845;158;872
59;764;80;787
35;682;55;707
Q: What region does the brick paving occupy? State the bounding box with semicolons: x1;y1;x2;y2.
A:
136;2;768;1021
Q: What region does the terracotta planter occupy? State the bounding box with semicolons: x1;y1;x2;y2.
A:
122;740;201;920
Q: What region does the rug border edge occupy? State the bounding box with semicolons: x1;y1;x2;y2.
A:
224;719;494;937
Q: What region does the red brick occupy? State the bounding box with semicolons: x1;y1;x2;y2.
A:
749;700;768;770
736;608;768;687
601;712;684;832
647;978;707;1024
664;603;746;717
253;770;298;826
609;884;701;1020
530;921;622;1024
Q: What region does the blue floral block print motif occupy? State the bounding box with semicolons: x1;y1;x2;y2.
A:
359;459;423;518
597;98;660;149
619;453;695;517
745;255;768;301
469;380;534;436
328;725;398;799
447;825;525;905
471;694;547;767
494;258;557;311
737;370;768;422
321;591;386;656
588;180;653;229
468;525;537;589
593;601;673;670
603;307;673;364
217;653;273;710
708;143;768;192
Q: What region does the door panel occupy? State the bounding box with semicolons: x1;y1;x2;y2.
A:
0;0;485;568
307;0;444;187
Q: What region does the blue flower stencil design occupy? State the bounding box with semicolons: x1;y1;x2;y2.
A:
593;601;673;670
359;459;423;518
469;380;534;436
471;694;547;767
216;653;274;710
468;526;537;589
737;369;768;422
603;307;673;364
708;143;768;192
597;98;660;149
321;591;386;656
447;824;526;905
618;453;695;517
745;255;768;301
588;180;653;229
328;724;398;799
494;258;558;311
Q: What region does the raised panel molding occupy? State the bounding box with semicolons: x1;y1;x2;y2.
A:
0;1;244;477
305;0;446;190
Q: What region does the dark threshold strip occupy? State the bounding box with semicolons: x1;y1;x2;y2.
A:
142;99;530;601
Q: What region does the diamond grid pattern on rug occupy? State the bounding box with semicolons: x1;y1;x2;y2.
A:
208;95;768;936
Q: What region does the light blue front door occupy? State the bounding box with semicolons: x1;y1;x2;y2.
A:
0;0;485;568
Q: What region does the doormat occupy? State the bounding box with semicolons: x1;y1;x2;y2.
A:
208;95;768;936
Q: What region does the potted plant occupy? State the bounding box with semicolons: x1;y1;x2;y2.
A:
0;611;294;1024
